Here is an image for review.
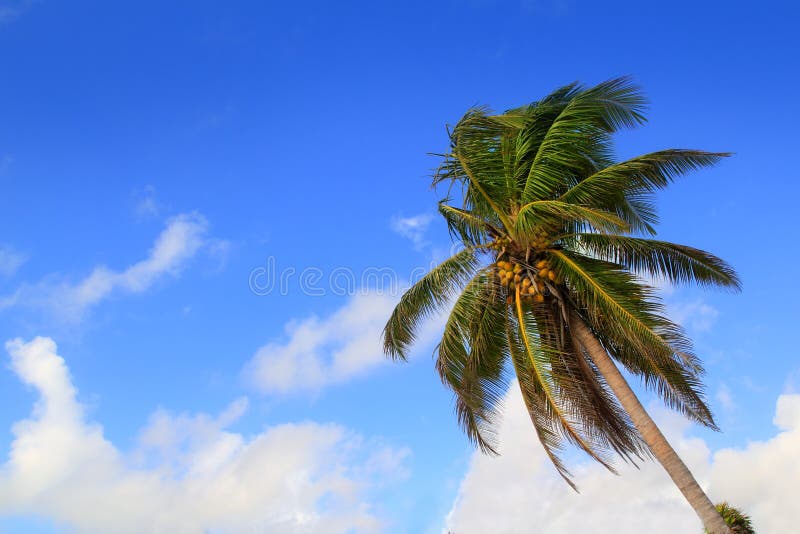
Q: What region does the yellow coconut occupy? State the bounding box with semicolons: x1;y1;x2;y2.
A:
522;278;532;288
548;270;556;281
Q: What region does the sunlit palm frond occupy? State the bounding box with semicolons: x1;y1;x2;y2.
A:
515;200;631;239
438;202;501;247
521;77;647;203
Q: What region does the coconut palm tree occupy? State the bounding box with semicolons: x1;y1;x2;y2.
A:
383;78;738;533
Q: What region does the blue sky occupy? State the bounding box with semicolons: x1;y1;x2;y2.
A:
0;1;798;532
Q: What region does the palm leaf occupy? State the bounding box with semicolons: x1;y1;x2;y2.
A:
573;234;741;289
383;247;481;360
515;200;631;238
436;269;508;453
550;249;717;427
559;150;729;219
505;317;577;490
521;77;647;203
438;202;501;246
511;288;617;472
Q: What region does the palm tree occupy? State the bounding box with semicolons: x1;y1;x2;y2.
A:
706;503;756;533
383;78;738;533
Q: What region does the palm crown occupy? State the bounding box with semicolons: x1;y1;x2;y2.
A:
383;77;740;490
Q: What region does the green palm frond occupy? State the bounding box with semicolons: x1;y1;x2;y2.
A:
505;317;578;489
550;250;716;427
511;289;617;472
434;109;515;230
436;270;508;453
574;234;741;289
521;77;647;203
615;191;660;235
558;150;728;235
560;150;730;207
384;247;481;360
535;302;649;463
502;83;583;193
438;202;501;247
515;200;631;238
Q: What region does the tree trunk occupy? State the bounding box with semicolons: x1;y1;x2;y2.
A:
568;310;730;534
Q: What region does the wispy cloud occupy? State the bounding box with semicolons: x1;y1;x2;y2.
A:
668;299;719;332
0;337;407;533
133;185;161;219
0;245;26;278
0;0;37;25
243;290;443;395
1;212;227;322
445;383;800;533
716;383;736;411
391;213;434;251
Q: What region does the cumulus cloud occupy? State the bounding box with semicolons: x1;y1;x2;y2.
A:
1;212;224;322
0;337;408;533
445;384;800;534
244;291;441;394
0;245;26;278
391;213;434;251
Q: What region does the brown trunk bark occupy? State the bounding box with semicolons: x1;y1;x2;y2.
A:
568;310;730;534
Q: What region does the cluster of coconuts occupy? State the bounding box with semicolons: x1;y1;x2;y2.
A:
495;258;558;304
487;236;512;251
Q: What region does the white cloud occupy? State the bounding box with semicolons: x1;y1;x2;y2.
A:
391;213;434;251
244;291;441;394
445;383;800;534
668;299;719;332
206;236;233;272
0;245;26;278
716;383;735;412
0;337;407;533
133;185;161;219
1;212;226;322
